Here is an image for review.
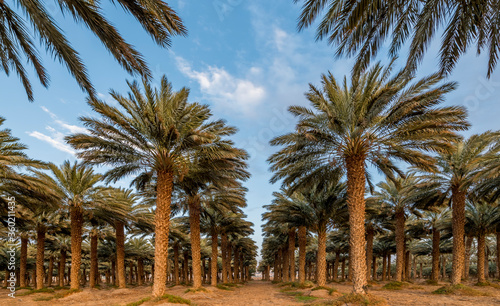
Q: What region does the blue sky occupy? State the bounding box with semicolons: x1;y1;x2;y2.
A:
2;0;500;251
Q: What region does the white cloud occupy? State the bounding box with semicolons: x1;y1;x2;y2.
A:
176;57;266;116
28;131;75;155
28;106;88;155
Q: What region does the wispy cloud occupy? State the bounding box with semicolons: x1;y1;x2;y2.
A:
176;56;266;116
28;106;88;155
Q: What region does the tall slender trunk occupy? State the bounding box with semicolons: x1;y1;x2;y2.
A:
138;258;144;286
341;259;346;281
404;251;411;280
431;227;440;282
111;260;116;286
234;247;240;283
70;205;84;289
211;230;218;286
90;232;98;288
227;243;233;283
288;228;296;282
345;155;367;293
183;252;189;283
496;231;500;279
20;234;28;287
129;261;134;284
387;253;392;279
36;225;46;290
188;194;202;288
282;244;289;282
366;227;374;281
298;226;307;284
373;256;377;280
382;253;386;281
395;208;405;282
451;188;466;285
477;233;486;283
221;232;228;283
411;254;416;280
174;242;180;285
59;250;66;287
317;227;327;286
152;170;174;297
47;256;54;287
115;220;126;288
333;251;339;281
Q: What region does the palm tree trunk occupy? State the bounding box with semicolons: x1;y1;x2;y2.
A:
138;258;144;285
373;256;378;280
174;242;180;285
298;226;306;284
333;251;339;281
451;188;466;285
387;253;392;279
395;208;405;282
345;155;367;294
496;230;500;279
477;233;486;283
47;256;54;287
36;225;46;290
210;230;218;286
152;170;174;297
341;259;346;281
234;247;240;283
431;227;440;282
59;250;66;287
366;227;374;281
129;261;134;284
317;227;327;286
282;244;289;282
183;252;188;283
70;205;84;290
115;220;126;288
227;243;233;283
221;231;228;283
111;260;116;285
405;251;411;280
188;195;203;289
20;234;28;287
383;254;388;281
289;228;296;282
90;232;98;288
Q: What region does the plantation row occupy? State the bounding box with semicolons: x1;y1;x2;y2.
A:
258;61;500;295
0;78;257;296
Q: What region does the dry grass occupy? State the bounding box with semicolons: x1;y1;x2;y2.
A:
323;293;387;306
432;284;490;296
152;293;191;305
33;288;81;301
382;281;410;290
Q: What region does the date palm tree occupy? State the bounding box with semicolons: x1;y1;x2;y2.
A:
293;0;500;77
269;62;468;293
176;139;249;289
0;0;185;101
465;200;500;283
67;76;232;296
34;161;103;289
370;174;439;281
419;132;500;284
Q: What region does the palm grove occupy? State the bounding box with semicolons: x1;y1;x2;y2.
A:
0;0;500;300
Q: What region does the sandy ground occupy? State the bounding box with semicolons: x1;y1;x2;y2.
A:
1;280;499;306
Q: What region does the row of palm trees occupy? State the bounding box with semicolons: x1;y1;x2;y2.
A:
260;62;500;294
0;76;257;297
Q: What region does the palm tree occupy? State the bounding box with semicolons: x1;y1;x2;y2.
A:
36;161;102;289
419;132;500;284
270;180;346;287
125;238;154;286
293;0;500;77
370;174;438;281
269;62;468;293
176;142;249;289
0;0;185;101
67;76;233;296
465;200;500;283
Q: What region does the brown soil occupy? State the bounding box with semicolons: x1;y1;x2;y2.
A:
1;280;499;306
